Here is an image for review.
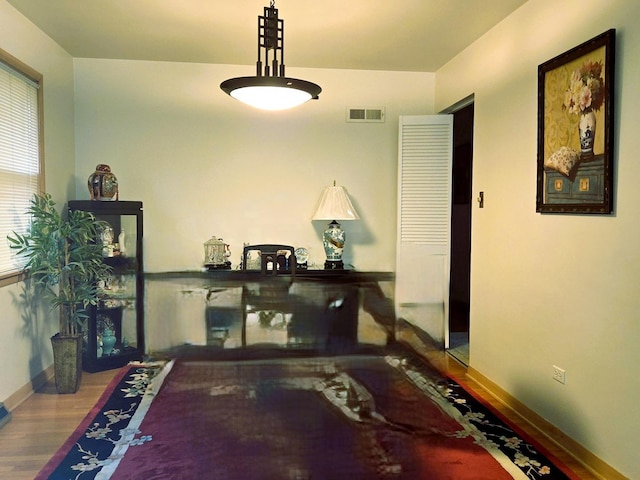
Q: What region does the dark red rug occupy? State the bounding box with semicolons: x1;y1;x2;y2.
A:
36;353;580;479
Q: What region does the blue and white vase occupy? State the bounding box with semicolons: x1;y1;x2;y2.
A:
579;111;596;156
323;221;345;266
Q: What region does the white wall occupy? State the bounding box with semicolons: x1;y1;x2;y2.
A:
436;1;640;477
73;59;434;272
0;0;434;407
0;1;76;403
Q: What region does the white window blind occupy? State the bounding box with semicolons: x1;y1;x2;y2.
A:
0;57;41;278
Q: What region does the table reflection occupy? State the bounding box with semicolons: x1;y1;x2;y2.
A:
145;271;395;354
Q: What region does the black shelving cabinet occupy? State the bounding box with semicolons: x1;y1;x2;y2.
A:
68;201;144;372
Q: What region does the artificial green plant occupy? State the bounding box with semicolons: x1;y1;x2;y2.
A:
7;193;111;336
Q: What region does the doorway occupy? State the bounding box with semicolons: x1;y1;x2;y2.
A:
447;101;474;365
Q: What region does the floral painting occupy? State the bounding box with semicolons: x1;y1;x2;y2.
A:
536;30;615;214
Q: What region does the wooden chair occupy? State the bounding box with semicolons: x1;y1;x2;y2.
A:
241;244;296;276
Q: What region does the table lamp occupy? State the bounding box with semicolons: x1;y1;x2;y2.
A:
311;181;360;269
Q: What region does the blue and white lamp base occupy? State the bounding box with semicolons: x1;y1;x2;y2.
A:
323;220;346;269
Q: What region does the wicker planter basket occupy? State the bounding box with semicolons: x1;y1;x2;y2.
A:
51;334;83;394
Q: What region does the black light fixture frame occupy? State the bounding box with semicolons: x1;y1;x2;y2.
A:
220;1;321;101
258;2;284;79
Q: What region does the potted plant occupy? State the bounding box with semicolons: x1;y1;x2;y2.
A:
7;193;111;393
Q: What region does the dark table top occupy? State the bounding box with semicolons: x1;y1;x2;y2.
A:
144;269;394;286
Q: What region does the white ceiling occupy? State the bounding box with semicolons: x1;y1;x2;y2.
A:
7;0;527;72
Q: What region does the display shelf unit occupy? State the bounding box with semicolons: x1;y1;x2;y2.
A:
68;201;144;372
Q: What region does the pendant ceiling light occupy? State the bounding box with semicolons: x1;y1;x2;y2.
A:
220;1;321;111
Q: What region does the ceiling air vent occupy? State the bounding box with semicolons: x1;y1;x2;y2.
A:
346;107;385;123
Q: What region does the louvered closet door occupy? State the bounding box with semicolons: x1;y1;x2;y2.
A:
395;115;453;344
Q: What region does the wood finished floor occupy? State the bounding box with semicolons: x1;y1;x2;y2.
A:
0;346;600;479
0;369;119;479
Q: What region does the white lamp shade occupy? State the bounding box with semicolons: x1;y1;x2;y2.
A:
311;185;360;221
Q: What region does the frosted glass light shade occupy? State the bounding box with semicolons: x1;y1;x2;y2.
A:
311;185;360;221
231;86;311;111
221;76;321;111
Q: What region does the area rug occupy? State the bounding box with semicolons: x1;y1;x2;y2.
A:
36;353;579;479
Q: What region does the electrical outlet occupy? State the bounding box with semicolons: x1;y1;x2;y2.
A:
552;365;566;384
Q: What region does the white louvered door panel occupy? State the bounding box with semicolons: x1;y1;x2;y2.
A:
395;115;453;344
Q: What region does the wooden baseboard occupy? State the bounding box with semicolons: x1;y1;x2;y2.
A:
466;366;625;480
4;365;54;412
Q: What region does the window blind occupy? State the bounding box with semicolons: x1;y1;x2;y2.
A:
0;59;41;277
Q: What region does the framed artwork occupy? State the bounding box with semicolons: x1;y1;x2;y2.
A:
536;29;615;214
